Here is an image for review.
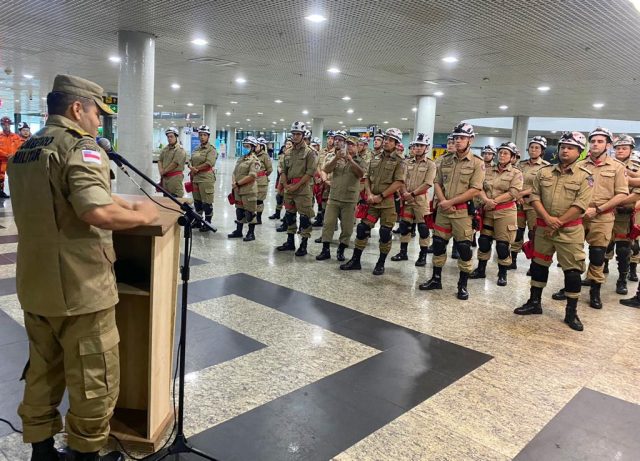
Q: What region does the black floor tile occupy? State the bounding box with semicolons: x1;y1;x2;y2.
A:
0;277;16;296
0;235;18;244
0;340;28;384
0;253;16;265
0;310;26;346
180;254;208;266
514;388;640;461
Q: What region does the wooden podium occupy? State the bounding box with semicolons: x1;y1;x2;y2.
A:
109;196;182;452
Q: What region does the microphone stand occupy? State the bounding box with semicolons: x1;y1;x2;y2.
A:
108;152;219;461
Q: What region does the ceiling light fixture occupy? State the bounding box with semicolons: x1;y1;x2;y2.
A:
279;118;285;122
225;111;231;116
305;14;327;23
257;112;263;115
434;91;444;96
171;83;180;89
23;74;34;79
442;56;458;63
186;103;194;107
537;85;550;92
338;121;343;124
424;80;438;85
357;117;363;121
499;105;509;110
108;56;121;63
401;117;408;121
274;99;283;103
327;67;341;74
230;101;238;104
191;38;208;46
302;110;309;115
347;109;354;114
411;107;417;112
629;0;640;13
593;102;605;109
246;118;251;121
383;121;389;124
341;96;351;101
235;77;247;84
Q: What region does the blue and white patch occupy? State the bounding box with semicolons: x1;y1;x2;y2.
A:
82;150;102;165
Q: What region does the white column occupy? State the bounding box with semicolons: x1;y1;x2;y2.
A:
512;115;530;157
414;96;436;146
228;128;236;158
204;104;217;138
179;127;191;154
116;30;155;195
311;117;324;140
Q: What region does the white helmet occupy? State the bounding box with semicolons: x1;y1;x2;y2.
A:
559;131;587;151
304;130;312;139
17;121;29;130
613;134;636;149
197;125;211;135
452;122;475;137
481;145;496;155
311;137;322;145
373;129;384;140
528;136;547;150
242;136;258;146
497;141;518;156
384;127;403;143
256;136;268;146
589;126;613;143
333;130;348;140
290;121;306;133
413;132;430;146
165;127;179;137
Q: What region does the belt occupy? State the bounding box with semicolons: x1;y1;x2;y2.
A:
163;171;183;178
536;218;583;228
288;177;302;184
453;203;467;210
257;171;268;177
493;201;516;211
360;178;366;183
195;165;213;173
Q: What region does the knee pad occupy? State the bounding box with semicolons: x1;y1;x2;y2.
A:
456;240;473;261
379;225;392;243
398;220;410;236
432;236;447;256
284;211;297;226
276;194;284;206
606;240;615;253
588;246;607;266
496;240;510;260
356;221;371;240
564;269;582;293
245;211;255;222
257;200;264;206
417;223;429;239
299;214;312;229
478;234;493;253
530;261;549;283
235;207;245;221
515;227;525;242
616;241;631;259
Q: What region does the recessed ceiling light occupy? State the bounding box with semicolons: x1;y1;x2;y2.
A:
338;121;343;124
23;74;34;79
235;77;247;84
108;56;121;63
235;121;239;124
493;129;500;133
257;112;263;115
411;107;417;112
186;103;194;107
593;102;605;109
327;67;341;74
342;96;351;101
41;97;47;101
171;83;180;89
347;109;354;114
401;117;408;121
302;110;309;115
226;124;230;127
442;56;458;63
537;86;550;92
499;105;509;110
383;121;389;124
191;38;208;46
246;118;251;121
157;104;164;108
551;130;557;134
272;121;277;124
192;112;198;115
230;101;238;104
274;99;283;103
357;117;363;121
424;80;438;85
279;118;285;122
434;91;444;96
225;111;231;116
305;14;327;23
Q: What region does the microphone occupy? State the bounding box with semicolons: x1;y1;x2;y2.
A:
96;137;118;179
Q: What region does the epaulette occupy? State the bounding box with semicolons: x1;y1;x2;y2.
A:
542;159;550;165
66;126;90;139
578;166;593;175
473;154;483;161
612;158;627;167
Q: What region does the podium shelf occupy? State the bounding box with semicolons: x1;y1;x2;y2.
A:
117;281;151;296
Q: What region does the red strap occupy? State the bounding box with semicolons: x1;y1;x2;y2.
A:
433;224;452;234
517;211;526;218
359;178;366;183
532;250;553;262
257;171;268;177
284;203;295;210
400;212;415;220
365;214;378;223
454;203;468;210
494;201;516;211
163;170;183;178
288;177;302;184
615;233;629;239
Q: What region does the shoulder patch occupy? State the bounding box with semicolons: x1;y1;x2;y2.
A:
81;150;102;165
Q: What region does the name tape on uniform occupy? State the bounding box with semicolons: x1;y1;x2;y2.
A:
82;150;102;165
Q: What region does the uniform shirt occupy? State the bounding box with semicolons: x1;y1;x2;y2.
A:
577;155;628;222
483;163;523;215
254;150;273;186
405;155;436;210
158;143;186;175
616;157;640;212
8;115;118;316
325;152;367;203
233;153;260;195
0;131;23;158
282;142;317;195
366;150;406;208
435;150;485;217
531;161;593;219
517;157;550;210
190;143;217;183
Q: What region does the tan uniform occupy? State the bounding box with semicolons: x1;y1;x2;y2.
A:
8;115;120;452
232;153;261;222
399;156;436;247
254;150;273;213
511;157;549;253
477;164;523;266
432;150;485;272
274;148;289;214
282;142;318;238
321;150;367;245
578;155;628;284
190;143;217;204
356;150;406;254
317;147;334;210
158;143;186;197
606;157;640;266
530;162;593;297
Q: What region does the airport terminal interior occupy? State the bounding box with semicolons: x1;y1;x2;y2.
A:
1;1;640;460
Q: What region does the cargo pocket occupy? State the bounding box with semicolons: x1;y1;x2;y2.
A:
79;327;120;399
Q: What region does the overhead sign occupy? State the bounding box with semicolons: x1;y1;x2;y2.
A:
103;95;118;114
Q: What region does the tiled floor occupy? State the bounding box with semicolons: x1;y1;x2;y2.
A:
1;158;639;460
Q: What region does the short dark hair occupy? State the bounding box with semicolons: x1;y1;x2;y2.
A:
46;91;93;116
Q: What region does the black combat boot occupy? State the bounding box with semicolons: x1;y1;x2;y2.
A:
276;233;296;251
316;242;331;261
457;271;470;300
243;224;256;241
551;288;567;300
469;260;487;279
589;283;603;309
276;220;288;232
30;438;66;461
227;222;244;239
451;241;460;259
581;278;592;286
415;246;428;267
419;266;442;290
373;253;387;275
425;244;433;254
390;242;409;261
514;286;543;315
256;212;263;225
508;252;518;270
629;263;638;281
295;237;308;256
564;298;584;331
66;449;123;461
268;209;281;220
336;243;347;262
616;275;628;295
620;288;640;308
340;248;362;270
497;264;508;286
312;211;324;227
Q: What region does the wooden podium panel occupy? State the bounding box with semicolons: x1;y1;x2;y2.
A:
110;196;182;452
